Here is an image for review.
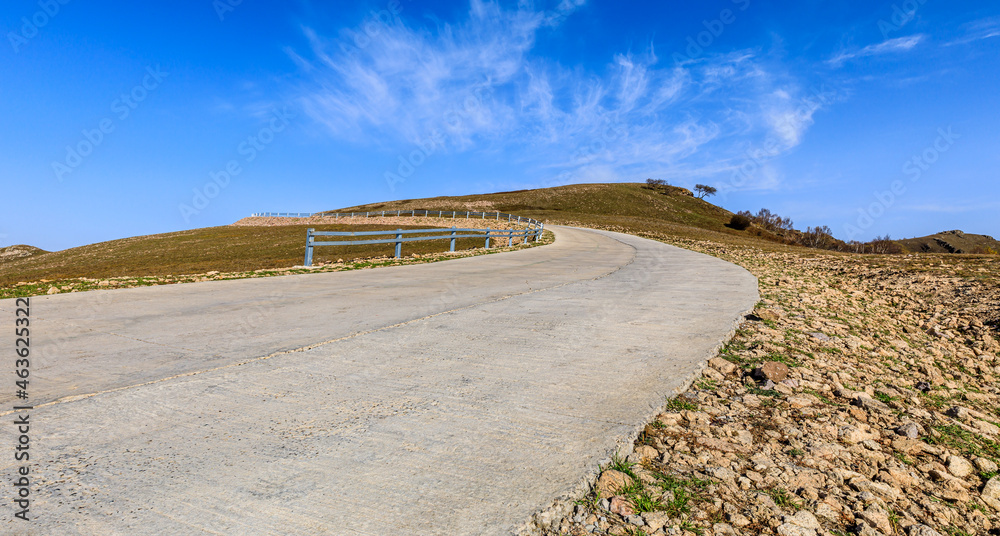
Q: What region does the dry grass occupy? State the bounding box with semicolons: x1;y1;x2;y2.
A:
0;224;493;288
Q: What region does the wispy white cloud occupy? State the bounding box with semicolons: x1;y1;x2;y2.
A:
827;34;925;67
944;17;1000;46
285;1;834;191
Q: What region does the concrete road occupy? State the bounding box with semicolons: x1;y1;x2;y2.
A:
0;226;757;535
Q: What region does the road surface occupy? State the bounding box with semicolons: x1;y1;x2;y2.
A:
0;226;757;535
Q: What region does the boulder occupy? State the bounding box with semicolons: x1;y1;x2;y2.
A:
596;470;631;497
946;455;975;479
982;476;1000;511
708;357;738;375
752;361;790;383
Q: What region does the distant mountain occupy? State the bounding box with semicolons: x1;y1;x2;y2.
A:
896;230;1000;254
0;245;47;262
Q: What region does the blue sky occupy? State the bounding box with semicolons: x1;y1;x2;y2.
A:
2;0;998;251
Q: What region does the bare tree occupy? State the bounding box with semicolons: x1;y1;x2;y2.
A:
693;184;717;199
803;225;834;248
752;208;794;232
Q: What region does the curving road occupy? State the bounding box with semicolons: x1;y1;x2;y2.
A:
0;226;757;535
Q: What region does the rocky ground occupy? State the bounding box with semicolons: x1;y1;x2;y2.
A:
531;236;1000;536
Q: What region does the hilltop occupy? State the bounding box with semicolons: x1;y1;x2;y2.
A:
333;182;795;250
897;230;1000;254
0;244;47;262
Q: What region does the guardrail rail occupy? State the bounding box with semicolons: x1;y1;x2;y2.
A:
253;209;542;227
303;225;544;266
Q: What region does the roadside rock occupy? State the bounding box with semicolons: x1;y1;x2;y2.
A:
631;445;658;463
838;425;871;445
596;470;630;497
608;496;634;517
752;361;790;383
641;512;669;533
982;477;1000;511
776;524;816;536
907;525;944;536
708;357;738;375
975;457;999;474
783;511;821;530
895;422;921;439
946;455;975;479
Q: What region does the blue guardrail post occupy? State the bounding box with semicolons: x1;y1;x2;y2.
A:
395;230;403;258
450;228;457;251
485;228;491;249
304;228;315;266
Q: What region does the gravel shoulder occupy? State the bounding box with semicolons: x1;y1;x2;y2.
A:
535;234;1000;536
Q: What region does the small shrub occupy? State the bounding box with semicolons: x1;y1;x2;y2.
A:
729;213;752;230
766;487;801;509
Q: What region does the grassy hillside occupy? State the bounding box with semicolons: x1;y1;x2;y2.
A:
334;182;802;250
0;224;485;288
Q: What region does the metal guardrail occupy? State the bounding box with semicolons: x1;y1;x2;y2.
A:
253;209;542;227
252;212;315;217
303;225;544;266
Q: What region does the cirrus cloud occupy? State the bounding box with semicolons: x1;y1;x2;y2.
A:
285;0;835;191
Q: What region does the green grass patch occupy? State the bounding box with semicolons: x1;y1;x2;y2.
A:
607;452;637;479
874;391;898;404
763;352;801;368
665;398;699;412
679;521;704;535
619;479;663;513
764;488;801;510
651;472;712;518
925;424;1000;460
695;378;718;390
